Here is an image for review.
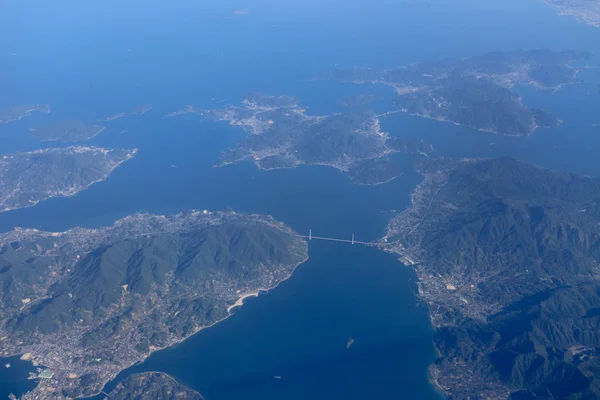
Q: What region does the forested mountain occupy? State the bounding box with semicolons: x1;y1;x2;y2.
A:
0;212;307;398
386;157;600;399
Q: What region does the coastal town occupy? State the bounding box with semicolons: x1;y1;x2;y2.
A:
0;211;308;399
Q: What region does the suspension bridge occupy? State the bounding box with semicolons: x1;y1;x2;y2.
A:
296;230;388;247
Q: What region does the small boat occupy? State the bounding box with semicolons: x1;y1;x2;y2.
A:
274;376;282;380
5;363;11;368
346;337;355;349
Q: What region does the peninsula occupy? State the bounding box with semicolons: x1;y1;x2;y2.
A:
0;146;136;213
0;211;308;398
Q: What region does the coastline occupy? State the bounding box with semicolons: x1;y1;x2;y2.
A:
82;251;310;400
98;106;153;122
226;249;311;316
253;159;402;187
227;291;261;313
0;148;137;216
219;138;408;188
385;243;450;400
350;171;403;187
0;106;52;125
35;125;107;143
396;109;550;137
427;366;449;399
107;371;207;400
540;0;600;28
377;170;448;399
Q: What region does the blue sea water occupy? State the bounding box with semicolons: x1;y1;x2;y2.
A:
0;356;37;399
1;0;600;398
94;242;440;400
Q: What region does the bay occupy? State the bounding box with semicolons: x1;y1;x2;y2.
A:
1;0;600;398
94;242;440;400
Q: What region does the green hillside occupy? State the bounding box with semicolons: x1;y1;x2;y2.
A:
388;157;600;399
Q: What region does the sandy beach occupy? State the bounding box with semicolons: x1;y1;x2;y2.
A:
227;291;261;313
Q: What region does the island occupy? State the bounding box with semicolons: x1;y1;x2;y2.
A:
104;372;203;399
0;146;137;213
326;49;591;135
383;156;600;399
165;94;434;185
542;0;600;28
97;105;152;122
0;211;308;398
0;104;51;124
30;120;105;142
